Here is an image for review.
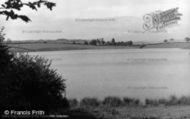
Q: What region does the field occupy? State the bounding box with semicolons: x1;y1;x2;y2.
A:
6;41;190;52
7;42;137;52
145;42;190;49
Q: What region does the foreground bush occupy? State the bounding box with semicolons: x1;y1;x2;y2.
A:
0;0;69;115
0;39;68;114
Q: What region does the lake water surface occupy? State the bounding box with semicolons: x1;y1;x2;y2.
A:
30;49;190;100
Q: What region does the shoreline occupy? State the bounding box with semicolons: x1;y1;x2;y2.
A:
7;42;190;52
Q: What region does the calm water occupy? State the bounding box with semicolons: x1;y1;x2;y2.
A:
30;49;190;100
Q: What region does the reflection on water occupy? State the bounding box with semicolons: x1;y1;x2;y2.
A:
30;49;190;100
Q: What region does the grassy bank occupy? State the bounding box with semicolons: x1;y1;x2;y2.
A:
144;42;190;49
6;41;190;52
66;96;190;119
74;105;190;119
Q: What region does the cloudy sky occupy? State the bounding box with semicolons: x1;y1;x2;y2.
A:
1;0;190;42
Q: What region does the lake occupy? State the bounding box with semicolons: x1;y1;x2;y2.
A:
30;48;190;100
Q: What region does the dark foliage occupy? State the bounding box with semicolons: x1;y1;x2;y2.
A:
88;38;133;46
0;0;56;22
0;29;68;115
84;41;89;45
0;0;70;116
145;99;159;106
0;53;69;114
75;95;190;108
164;39;168;43
66;108;97;119
69;99;79;107
145;95;190;106
80;97;100;107
103;96;122;107
0;28;15;112
185;37;190;42
111;38;116;45
123;97;140;106
89;39;98;46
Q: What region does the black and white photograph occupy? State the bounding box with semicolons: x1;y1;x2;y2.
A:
0;0;190;118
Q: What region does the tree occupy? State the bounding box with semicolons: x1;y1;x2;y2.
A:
111;38;116;45
123;97;140;106
164;39;168;43
89;39;97;45
170;38;174;42
0;27;6;42
0;28;68;115
100;38;105;45
72;41;76;44
6;38;12;43
80;97;100;107
185;37;190;42
127;40;133;46
0;0;56;22
1;54;68;111
103;96;122;107
84;41;88;45
68;99;78;107
0;27;12;74
168;95;178;105
0;0;69;114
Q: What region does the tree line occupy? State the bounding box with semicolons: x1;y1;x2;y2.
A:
83;38;133;46
164;37;190;43
69;95;190;108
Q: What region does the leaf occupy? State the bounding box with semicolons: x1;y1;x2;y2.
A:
27;2;37;11
1;4;6;8
0;0;56;22
18;15;31;22
44;2;56;10
3;0;23;10
37;0;45;7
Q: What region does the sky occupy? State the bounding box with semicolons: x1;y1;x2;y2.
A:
1;0;190;42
